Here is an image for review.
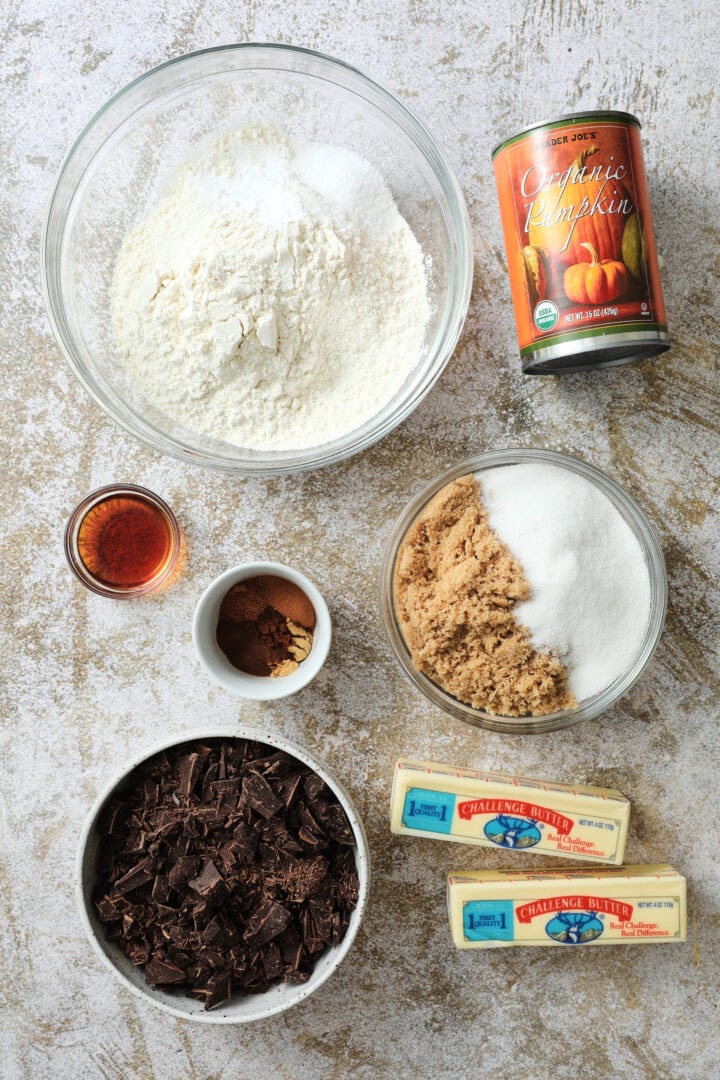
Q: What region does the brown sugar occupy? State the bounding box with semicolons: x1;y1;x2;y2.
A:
393;475;575;717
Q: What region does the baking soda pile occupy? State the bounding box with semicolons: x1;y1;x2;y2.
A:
111;126;430;451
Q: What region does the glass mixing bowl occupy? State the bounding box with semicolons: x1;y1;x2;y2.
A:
42;44;473;474
381;448;667;734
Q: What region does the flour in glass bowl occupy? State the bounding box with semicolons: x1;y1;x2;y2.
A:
110;126;431;452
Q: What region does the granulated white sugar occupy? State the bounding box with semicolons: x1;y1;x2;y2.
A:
480;462;652;701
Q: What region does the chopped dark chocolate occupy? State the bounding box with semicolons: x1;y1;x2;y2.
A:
262;942;284;981
241;773;283;819
243;899;291;948
151;875;172;904
188;859;223;895
232;821;260;862
95;896;120;923
285;855;330;903
111;857;155;896
316;803;355;845
176;751;208;800
168;855;200;890
92;738;359;1009
145;957;186;985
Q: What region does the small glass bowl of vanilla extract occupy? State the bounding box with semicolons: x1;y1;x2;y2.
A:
64;484;180;598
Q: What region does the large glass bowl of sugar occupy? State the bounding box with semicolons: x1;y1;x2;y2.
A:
42;44;473;474
381;448;668;734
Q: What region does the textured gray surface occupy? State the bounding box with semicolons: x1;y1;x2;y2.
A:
2;2;719;1078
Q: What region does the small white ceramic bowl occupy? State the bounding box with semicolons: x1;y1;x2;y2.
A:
193;562;331;699
77;726;370;1023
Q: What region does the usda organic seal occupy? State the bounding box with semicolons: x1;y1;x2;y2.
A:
534;300;559;332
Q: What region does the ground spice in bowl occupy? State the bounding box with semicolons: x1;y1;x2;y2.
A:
216;575;316;677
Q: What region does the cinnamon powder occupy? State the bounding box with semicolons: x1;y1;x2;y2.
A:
216;576;315;677
393;475;575;716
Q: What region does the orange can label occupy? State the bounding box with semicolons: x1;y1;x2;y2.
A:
492;113;668;372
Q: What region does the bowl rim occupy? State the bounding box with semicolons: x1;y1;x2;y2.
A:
41;42;473;475
77;725;370;1023
192;561;332;699
380;447;668;734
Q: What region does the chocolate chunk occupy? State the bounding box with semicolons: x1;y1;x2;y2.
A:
203;971;232;1010
176;752;207;800
201;762;220;796
331;911;343;946
280;937;304;972
303;774;326;803
124;829;147;855
286;967;311;984
274;772;304;809
295;800;324;835
201;914;239;947
262;943;284;981
285;855;330;903
308;897;334;946
243;899;291;947
145;957;187;985
151;875;172;904
143;778;159;816
168;855;200;890
298;825;325;849
112;857;154;896
316;803;355;845
95;896;120;923
232;821;259;861
92;738;359;1010
129;940;151;966
242;774;282;819
188;860;225;901
168;948;192;969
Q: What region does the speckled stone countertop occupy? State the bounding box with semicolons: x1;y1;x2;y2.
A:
2;2;719;1078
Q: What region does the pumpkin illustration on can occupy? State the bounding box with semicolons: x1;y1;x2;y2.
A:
563;242;628;305
492;111;669;373
522;244;562;305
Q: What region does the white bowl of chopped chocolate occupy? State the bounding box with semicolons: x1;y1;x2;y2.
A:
77;728;369;1022
193;562;332;700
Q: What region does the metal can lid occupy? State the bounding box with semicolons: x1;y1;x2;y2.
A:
491;111;641;159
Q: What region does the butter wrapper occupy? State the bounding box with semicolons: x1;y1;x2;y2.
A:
390;759;630;864
448;864;687;949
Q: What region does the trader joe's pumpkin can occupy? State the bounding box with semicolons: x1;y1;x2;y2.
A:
492;111;669;373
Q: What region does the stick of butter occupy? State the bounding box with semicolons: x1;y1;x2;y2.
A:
448;865;687;949
390;759;630;864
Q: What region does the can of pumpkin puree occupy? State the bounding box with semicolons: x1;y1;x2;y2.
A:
492;111;669;373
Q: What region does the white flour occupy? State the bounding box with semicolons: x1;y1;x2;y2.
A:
111;127;430;451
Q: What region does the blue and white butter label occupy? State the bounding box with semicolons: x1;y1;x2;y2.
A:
402;787;456;835
463;901;515;942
